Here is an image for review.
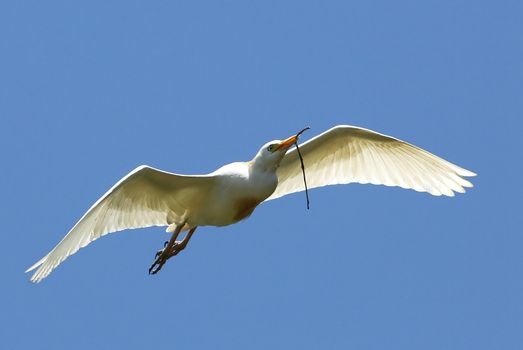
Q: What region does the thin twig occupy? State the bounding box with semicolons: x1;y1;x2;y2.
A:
294;127;310;210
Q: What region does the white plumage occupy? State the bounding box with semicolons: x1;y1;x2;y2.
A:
268;125;474;200
27;125;476;283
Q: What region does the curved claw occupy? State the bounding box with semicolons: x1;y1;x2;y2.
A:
149;257;165;275
148;261;157;274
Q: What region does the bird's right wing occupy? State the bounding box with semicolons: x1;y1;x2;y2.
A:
27;165;216;283
266;125;476;201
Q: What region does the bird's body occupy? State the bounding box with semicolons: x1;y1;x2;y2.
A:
27;125;476;283
187;161;278;228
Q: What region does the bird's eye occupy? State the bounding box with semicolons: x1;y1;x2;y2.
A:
267;144;276;152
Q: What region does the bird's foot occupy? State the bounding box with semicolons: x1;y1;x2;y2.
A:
149;246;170;275
149;254;167;275
148;241;187;275
154;241;169;259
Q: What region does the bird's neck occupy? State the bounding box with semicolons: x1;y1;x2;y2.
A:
250;156;279;174
246;161;279;199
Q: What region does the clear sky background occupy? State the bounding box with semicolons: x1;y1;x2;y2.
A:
1;1;521;349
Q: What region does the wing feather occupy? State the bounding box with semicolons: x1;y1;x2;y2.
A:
27;165;216;283
266;125;476;201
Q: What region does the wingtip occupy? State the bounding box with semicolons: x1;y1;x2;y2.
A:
30;275;43;284
25;256;46;274
27;265;47;283
457;167;477;177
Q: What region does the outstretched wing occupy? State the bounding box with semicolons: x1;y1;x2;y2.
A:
27;165;216;283
266;125;476;201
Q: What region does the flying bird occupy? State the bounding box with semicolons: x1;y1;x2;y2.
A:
26;125;476;282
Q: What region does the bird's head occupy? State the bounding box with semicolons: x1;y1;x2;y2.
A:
251;133;301;172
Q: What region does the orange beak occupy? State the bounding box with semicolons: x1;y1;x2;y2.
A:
276;134;299;151
275;127;310;151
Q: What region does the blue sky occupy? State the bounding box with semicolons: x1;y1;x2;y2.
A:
1;1;521;349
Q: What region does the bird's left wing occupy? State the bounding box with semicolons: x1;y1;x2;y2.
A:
27;165;216;283
266;125;476;201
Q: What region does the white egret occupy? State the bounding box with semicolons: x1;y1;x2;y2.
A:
26;125;476;283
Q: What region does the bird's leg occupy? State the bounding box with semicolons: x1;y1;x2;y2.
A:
169;227;197;257
149;223;184;275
